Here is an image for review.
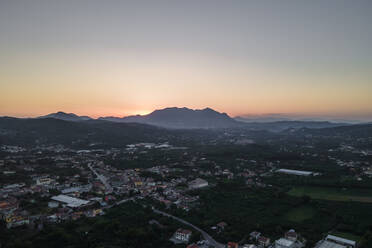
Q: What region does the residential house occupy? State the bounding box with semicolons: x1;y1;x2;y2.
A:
275;238;295;248
175;228;192;243
5;213;29;229
258;236;270;247
285;229;298;242
250;231;261;241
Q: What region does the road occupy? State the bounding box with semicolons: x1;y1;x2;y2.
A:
87;163;113;193
84;167;224;248
102;197;225;247
153;208;225;248
103;196;137;209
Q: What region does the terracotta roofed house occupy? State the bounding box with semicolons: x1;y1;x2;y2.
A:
227;242;239;248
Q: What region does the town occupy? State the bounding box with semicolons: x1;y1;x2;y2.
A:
1;120;371;248
2;0;372;247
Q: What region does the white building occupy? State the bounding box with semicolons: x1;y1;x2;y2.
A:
275;238;295;248
36;177;54;185
188;178;208;189
51;195;89;208
175;228;192;242
243;245;257;248
315;235;356;248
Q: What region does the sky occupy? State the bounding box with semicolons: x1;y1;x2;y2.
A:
0;0;371;120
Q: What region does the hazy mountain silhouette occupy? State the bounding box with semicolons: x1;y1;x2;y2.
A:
99;107;241;129
235;114;369;124
240;120;349;132
37;108;352;130
235;115;292;123
39;111;92;122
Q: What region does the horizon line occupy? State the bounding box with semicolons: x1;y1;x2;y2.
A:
1;106;372;123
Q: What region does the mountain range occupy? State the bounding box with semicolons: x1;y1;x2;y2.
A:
236;113;371;124
39;111;92;122
98;107;240;129
31;107;356;130
1;116;371;149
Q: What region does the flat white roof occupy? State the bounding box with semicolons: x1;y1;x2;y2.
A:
326;235;356;246
276;238;294;247
51;194;89;208
277;169;313;176
317;240;346;248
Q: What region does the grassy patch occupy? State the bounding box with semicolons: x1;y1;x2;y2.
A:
285;206;316;222
330;231;362;242
288;186;372;203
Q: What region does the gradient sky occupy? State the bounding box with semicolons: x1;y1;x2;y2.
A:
0;0;371;119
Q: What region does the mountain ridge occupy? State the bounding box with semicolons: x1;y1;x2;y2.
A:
39;111;92;121
98;107;240;129
30;107;366;130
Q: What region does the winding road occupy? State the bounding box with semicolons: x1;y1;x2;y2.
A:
153;208;225;248
86;163;224;247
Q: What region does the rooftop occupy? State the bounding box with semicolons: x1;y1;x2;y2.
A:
316;240;347;248
51;195;89;208
275;238;294;247
277;169;313;176
326;235;356;246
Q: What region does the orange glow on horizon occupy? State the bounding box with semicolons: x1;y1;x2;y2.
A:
1;50;371;120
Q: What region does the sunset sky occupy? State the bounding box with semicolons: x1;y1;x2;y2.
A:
0;0;371;120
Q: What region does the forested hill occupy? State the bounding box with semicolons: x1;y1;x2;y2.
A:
0;117;171;148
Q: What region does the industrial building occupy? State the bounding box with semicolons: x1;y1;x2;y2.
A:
51;194;90;208
314;235;356;248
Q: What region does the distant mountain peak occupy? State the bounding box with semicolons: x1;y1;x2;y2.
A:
39;112;92;121
100;107;240;129
202;107;214;111
55;111;72;115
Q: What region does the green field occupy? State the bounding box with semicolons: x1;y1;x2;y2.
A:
285;206;316;222
330;231;362;242
288;186;372;203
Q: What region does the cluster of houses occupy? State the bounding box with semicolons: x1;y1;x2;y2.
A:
225;230;357;248
0;143;364;248
0;144;215;229
183;228;357;248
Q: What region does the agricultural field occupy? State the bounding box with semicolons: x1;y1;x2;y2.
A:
288;186;372;203
284;206;316;223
